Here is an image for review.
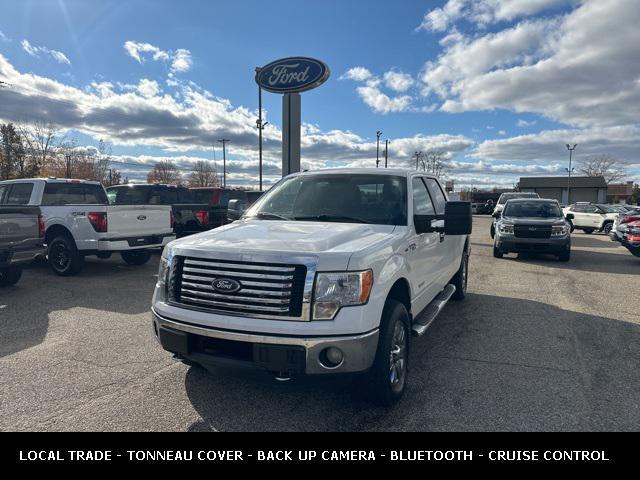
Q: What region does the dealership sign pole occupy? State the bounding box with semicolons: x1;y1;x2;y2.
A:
256;57;330;177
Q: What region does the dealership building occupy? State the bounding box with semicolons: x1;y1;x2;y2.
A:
519;176;607;204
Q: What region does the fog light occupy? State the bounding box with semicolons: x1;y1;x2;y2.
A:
320;347;344;368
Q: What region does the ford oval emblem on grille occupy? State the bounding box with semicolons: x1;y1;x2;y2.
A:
212;278;241;294
137;215;147;221
528;227;537;231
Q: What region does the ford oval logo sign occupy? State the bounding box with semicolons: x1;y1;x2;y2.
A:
211;278;242;294
256;57;330;93
137;215;147;221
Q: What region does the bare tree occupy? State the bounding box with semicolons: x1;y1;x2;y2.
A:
18;120;66;175
415;150;449;179
187;160;218;187
147;160;182;185
578;155;627;184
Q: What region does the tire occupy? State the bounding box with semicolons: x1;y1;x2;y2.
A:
490;223;495;239
602;222;613;234
493;244;503;258
568;220;575;233
0;266;23;287
558;249;571;262
366;300;410;406
48;235;84;276
451;248;469;300
584;228;594;234
120;249;151;266
96;252;112;259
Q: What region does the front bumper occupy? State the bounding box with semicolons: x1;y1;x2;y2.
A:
151;309;379;376
97;233;175;251
496;234;570;254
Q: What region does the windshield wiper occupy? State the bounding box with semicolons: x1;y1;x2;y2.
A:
254;212;290;220
294;214;369;224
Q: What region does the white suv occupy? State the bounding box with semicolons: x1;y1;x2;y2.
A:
562;203;618;234
151;169;472;405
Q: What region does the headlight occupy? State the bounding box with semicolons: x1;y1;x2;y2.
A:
313;270;373;320
551;225;568;236
498;223;514;234
157;247;174;290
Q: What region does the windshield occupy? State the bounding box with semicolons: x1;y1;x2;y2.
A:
503;201;562;218
498;192;539;205
244;174;407;225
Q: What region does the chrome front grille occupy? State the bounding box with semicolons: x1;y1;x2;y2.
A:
170;256;308;319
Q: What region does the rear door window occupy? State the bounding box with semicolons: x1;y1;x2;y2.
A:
412;178;436;215
5;183;34;205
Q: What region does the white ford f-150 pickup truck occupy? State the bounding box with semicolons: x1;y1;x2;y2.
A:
0;178;175;275
151;169;472;404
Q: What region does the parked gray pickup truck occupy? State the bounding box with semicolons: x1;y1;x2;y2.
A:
0;205;46;286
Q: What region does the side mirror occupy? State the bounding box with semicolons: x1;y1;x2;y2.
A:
492;211;501;218
413;201;472;235
444;201;472;235
565;213;574;221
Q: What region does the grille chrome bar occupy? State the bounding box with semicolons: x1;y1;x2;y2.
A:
181;288;291;305
181;273;293;289
182;266;294;281
181;281;291;298
180;295;290;313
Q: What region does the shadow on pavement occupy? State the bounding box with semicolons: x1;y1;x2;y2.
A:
184;293;640;431
504;248;640;275
0;256;158;357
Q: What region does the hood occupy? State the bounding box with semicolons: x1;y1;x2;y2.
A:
502;216;565;226
169;219;397;271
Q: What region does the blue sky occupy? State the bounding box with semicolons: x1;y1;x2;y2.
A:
0;0;638;188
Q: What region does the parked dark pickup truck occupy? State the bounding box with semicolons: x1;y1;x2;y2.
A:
106;184;210;237
0;205;46;286
190;187;263;226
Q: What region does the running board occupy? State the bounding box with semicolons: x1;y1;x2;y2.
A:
412;284;456;336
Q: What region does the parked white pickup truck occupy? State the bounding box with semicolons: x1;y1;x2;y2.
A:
152;169;472;405
0;179;175;275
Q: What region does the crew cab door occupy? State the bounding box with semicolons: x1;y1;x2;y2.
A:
408;177;447;314
582;204;602;228
423;177;462;286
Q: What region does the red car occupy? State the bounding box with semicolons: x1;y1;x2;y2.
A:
621;219;640;257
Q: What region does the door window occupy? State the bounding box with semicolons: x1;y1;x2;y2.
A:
424;178;447;215
412;178;436;215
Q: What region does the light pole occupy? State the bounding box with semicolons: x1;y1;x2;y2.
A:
384;139;389;168
376;131;382;168
255;67;268;192
566;143;578;204
218;138;230;188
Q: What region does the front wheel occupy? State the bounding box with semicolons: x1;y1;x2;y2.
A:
366;300;410;406
558;249;571;262
490;223;495;239
120;249;151;266
493;244;503;258
568;220;575;233
602;222;613;234
48;236;84;276
0;266;23;287
451;249;469;300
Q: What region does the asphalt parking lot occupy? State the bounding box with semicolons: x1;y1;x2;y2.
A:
1;215;639;431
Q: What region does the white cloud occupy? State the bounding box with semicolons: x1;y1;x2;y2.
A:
420;0;640;129
123;41;192;73
339;67;372;82
356;84;413;114
383;70;414;92
20;39;71;65
517;119;536;127
498;130;506;135
0;30;10;42
136;79;160;98
417;0;572;32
